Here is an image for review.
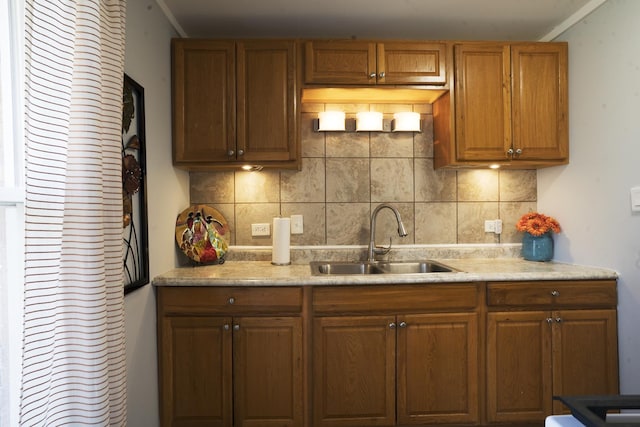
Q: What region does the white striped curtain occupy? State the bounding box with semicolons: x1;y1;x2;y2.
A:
20;0;127;426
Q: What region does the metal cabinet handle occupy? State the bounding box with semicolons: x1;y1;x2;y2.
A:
228;149;235;157
369;72;376;79
228;297;235;305
515;148;523;156
378;71;385;78
233;324;240;331
507;148;514;158
399;321;407;328
389;322;396;329
551;290;560;297
237;149;244;156
555;317;563;323
223;324;230;330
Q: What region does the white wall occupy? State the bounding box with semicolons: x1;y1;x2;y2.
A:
123;0;188;425
539;0;640;392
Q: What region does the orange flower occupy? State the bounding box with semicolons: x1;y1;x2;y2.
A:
516;212;561;236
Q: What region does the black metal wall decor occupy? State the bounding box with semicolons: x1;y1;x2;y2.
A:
122;74;149;294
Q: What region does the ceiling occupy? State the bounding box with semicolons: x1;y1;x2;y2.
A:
158;0;606;41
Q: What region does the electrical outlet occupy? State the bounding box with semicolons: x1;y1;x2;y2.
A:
484;219;503;234
251;223;270;236
484;220;496;233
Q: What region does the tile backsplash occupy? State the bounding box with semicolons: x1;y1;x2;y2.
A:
189;103;537;247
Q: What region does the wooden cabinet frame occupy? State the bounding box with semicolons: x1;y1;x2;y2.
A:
158;287;304;427
486;281;619;425
172;39;300;170
304;40;448;86
435;41;568;169
157;279;618;427
311;284;480;427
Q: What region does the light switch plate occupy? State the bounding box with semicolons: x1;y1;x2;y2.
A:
631;187;640;213
290;214;303;234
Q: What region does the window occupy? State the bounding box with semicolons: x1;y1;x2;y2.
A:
0;0;24;425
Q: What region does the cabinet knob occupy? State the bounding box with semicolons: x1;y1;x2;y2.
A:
228;149;235;157
555;317;563;323
378;71;385;78
233;324;240;331
546;317;553;324
389;322;396;329
507;148;514;158
399;321;407;328
369;72;376;79
515;148;523;156
237;149;244;156
228;297;235;305
223;324;230;330
551;290;560;297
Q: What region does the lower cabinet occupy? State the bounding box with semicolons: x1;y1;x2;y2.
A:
157;280;618;427
486;281;619;425
157;287;304;427
312;284;480;427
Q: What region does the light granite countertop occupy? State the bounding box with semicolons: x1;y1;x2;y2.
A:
152;258;618;287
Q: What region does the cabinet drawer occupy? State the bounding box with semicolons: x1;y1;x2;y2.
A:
158;286;303;315
313;284;479;314
487;280;617;308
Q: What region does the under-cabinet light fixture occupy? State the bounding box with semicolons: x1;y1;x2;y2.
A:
356;111;383;131
392;112;421;132
241;165;263;171
314;111;422;133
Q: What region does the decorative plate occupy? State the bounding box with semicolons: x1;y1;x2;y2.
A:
175;204;230;264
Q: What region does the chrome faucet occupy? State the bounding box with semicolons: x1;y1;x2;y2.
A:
367;203;408;262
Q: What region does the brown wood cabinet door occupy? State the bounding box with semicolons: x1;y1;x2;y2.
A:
454;43;512;162
511;43;568;162
172;39;236;164
233;316;304;427
397;313;479;425
551;309;619;414
304;40;377;84
377;42;447;85
237;40;298;163
313;315;396;427
160;316;233;427
487;311;552;424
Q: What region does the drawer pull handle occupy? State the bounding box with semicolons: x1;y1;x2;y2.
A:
228;297;235;305
551;290;560;297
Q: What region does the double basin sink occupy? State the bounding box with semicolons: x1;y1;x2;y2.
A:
310;260;457;276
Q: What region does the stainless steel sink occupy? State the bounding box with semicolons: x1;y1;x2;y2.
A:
310;260;456;276
374;261;455;274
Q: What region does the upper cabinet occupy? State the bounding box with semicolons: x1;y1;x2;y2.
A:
434;42;568;169
172;39;300;170
304;40;448;86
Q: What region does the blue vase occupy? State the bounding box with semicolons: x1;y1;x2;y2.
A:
521;232;554;262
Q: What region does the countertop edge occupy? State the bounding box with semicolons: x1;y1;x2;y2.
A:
151;259;619;287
